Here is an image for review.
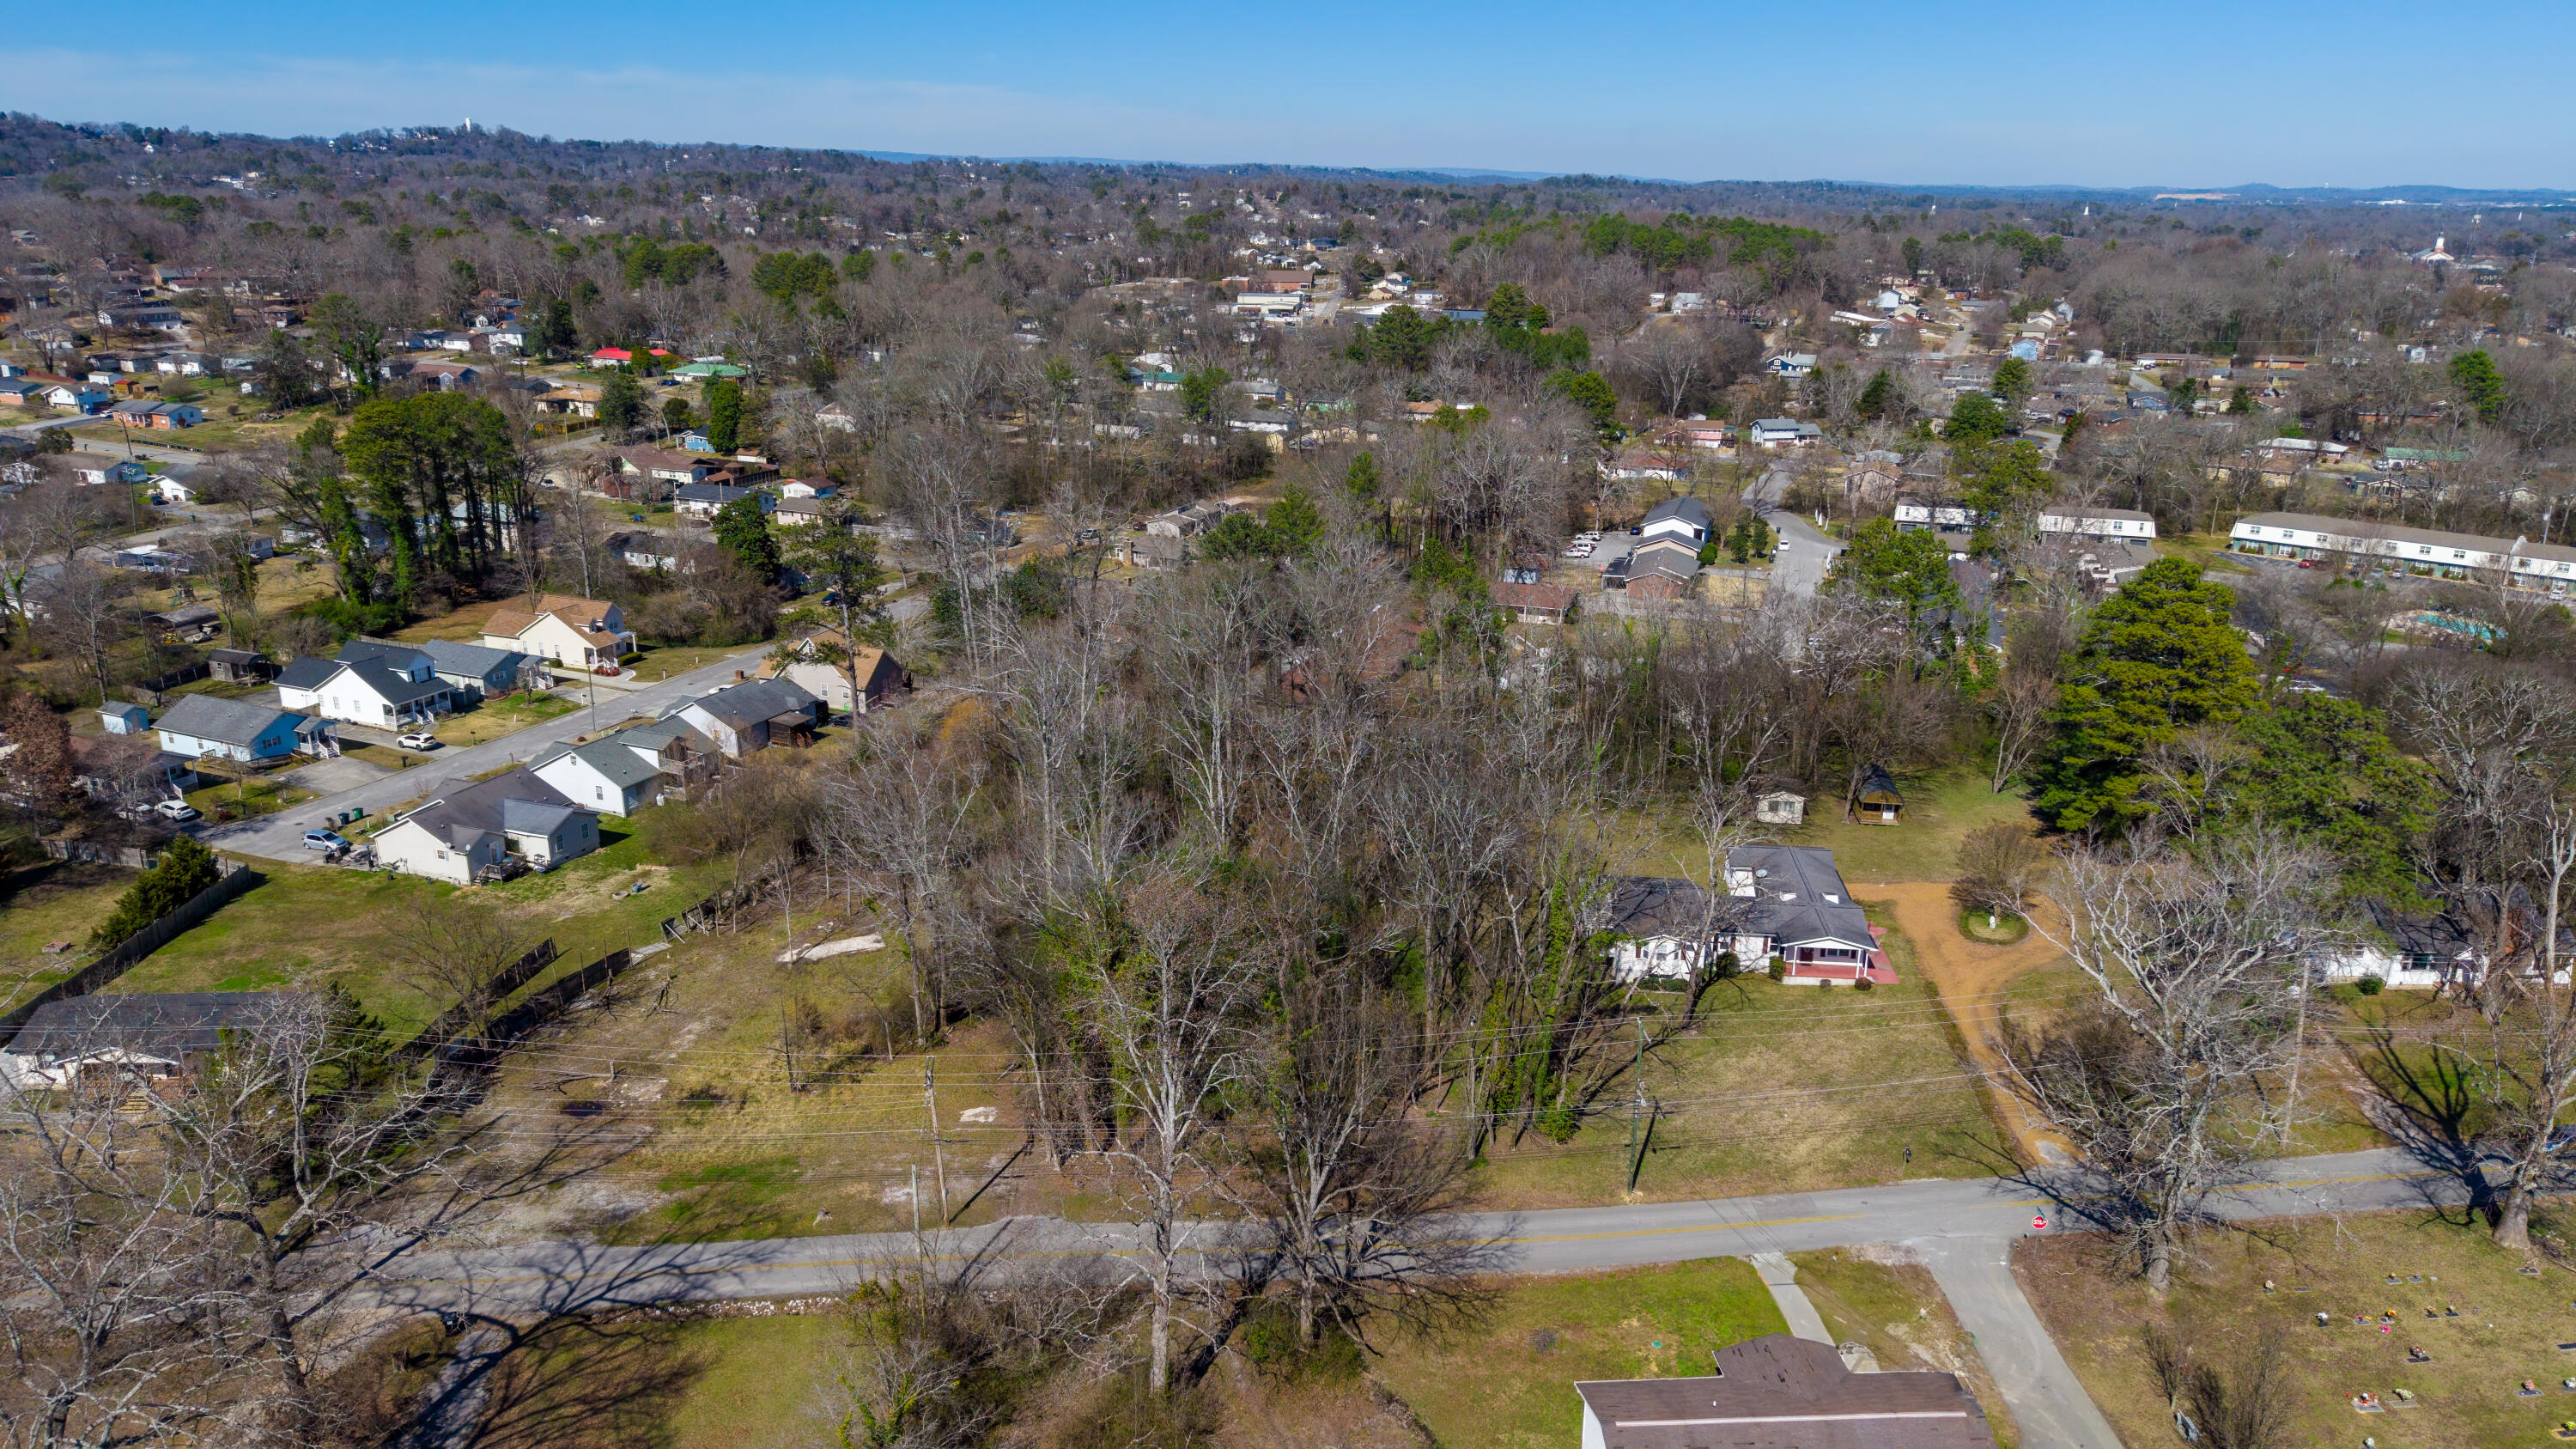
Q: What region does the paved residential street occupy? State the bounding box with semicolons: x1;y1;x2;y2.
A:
1764;511;1843;598
376;1147;2464;1446
1740;465;1844;599
199;643;778;861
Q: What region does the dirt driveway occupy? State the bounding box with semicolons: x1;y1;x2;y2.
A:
1852;881;2077;1164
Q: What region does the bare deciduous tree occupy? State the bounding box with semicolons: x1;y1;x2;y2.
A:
1088;879;1258;1395
2003;834;2332;1289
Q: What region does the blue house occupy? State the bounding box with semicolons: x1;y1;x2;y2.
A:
153;694;316;764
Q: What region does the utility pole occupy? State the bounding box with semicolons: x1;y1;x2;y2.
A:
1625;1020;1646;1194
926;1057;948;1221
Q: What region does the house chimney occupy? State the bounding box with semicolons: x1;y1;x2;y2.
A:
735;670;746;681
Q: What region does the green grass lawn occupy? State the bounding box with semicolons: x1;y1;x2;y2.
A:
624;642;763;681
106;864;455;1036
653;1317;841;1449
106;827;714;1040
2156;530;2257;575
1464;909;2008;1209
390;600;507;644
0;860;141;1011
1373;1258;1785;1449
185;774;317;822
433;691;579;748
1619;765;2033;887
2025;1208;2576;1449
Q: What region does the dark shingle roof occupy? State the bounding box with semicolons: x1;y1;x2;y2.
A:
677;677;819;730
1728;844;1874;949
1576;1335;1993;1449
343;659;450;708
534;737;664;791
275;655;338;691
1605;877;1720;941
1643;496;1713;532
392;768;591;851
419;638;524;679
10;992;278;1059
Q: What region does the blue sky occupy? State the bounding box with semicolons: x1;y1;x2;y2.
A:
16;1;2574;188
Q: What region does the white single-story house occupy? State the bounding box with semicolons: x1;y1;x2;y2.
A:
1893;499;1984;534
1603;845;1891;987
529;737;666;816
2038;506;2157;541
1748;418;1823;448
1637;496;1713;547
371;768;600;885
2;993;276;1091
674;482;775;521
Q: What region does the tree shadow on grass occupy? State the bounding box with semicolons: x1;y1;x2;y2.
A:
2350;1020;2497;1224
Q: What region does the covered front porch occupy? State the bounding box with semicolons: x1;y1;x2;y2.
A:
1775;927;1895;986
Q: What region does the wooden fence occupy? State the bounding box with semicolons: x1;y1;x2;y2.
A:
397;938;558;1061
430;947;636;1079
0;861;255;1044
40;837;160;869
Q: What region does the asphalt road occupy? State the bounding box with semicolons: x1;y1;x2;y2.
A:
1738;466;1844;600
199;642;778;861
375;1147;2464;1446
15;411;216;466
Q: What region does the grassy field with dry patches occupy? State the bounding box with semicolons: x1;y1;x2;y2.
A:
2021;1209;2576;1449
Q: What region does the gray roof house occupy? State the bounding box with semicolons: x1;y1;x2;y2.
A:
670;678;823;758
416;638;536;700
154;694;313;763
530;736;670;816
1639;496;1714;545
371;768;599;885
1724;844;1887;983
3;992;279;1087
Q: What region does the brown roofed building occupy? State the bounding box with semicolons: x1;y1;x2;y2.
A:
1576;1336;1995;1449
1492;579;1577;624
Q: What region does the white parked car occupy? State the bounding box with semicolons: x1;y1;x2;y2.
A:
397;732;442;751
154;799;201;822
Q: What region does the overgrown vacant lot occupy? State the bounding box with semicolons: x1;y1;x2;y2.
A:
1465;911;2011;1209
1371;1257;1785;1449
2021;1209;2576;1449
481;916;1035;1244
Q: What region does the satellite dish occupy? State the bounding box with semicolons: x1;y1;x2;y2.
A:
1755;868;1769;878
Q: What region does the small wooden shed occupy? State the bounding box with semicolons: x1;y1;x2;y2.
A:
1855;764;1904;825
207;648;274;684
1755;790;1807;825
